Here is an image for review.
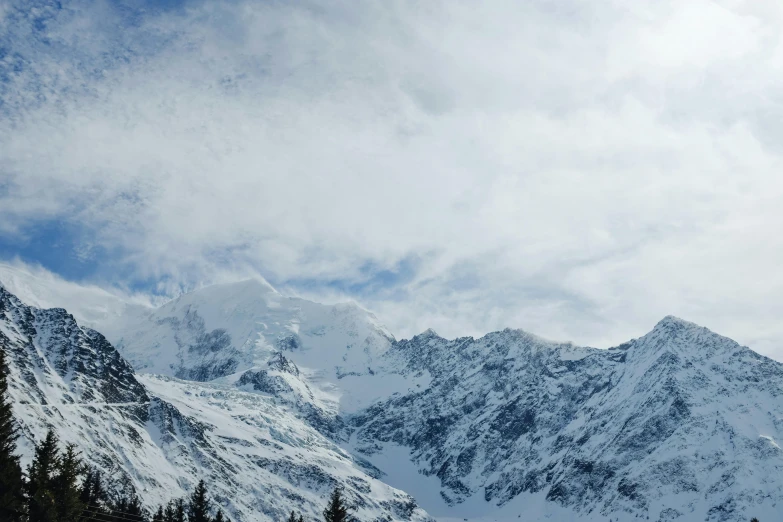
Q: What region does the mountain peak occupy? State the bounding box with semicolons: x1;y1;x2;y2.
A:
408;328;441;342
649;315;709;338
624;314;743;361
654;314;693;328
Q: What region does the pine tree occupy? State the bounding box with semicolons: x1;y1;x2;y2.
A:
111;495;129;522
110;491;147;522
81;501;109;522
288;510;298;522
173;498;186;522
188;479;212;522
298;513;304;522
214;508;227;522
0;348;25;521
152;505;165;522
163;500;177;522
26;429;60;522
125;492;146;521
750;518;759;522
79;466;109;519
53;443;86;522
323;487;351;522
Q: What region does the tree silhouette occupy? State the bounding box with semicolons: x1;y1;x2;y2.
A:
188;479;212;522
323;487;351;522
53;443;86;522
0;348;24;521
26;430;60;522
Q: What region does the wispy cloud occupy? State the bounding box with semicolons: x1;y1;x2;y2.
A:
1;0;783;356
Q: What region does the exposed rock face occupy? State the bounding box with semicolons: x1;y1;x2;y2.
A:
0;286;148;408
167;306;241;381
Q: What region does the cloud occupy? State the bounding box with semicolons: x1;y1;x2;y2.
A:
1;0;783;357
0;259;159;329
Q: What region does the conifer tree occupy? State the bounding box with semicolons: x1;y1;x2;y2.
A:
152;505;165;522
79;467;103;504
0;348;25;521
172;497;186;522
188;479;212;522
26;429;60;522
53;443;86;522
163;500;178;522
214;508;228;522
125;492;146;521
112;495;129;522
298;513;304;522
323;487;351;522
110;491;146;522
79;466;109;519
288;510;299;522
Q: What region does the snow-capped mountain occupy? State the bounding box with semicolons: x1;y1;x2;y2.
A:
351;319;783;522
108;278;394;382
2;265;783;522
104;278;404;436
0;285;430;522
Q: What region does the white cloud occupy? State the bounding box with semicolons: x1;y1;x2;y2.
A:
0;259;157;327
1;0;783;358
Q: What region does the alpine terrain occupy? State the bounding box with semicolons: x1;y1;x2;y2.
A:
1;264;782;522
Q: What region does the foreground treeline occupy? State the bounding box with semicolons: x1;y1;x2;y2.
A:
6;428;227;522
0;349;356;522
0;348;230;522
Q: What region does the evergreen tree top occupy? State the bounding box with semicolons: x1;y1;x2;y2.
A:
323;487;352;522
188;479;213;522
28;429;60;484
0;347;25;522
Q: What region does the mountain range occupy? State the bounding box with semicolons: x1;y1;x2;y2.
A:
1;264;782;522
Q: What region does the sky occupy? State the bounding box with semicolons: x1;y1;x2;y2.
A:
1;0;783;357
